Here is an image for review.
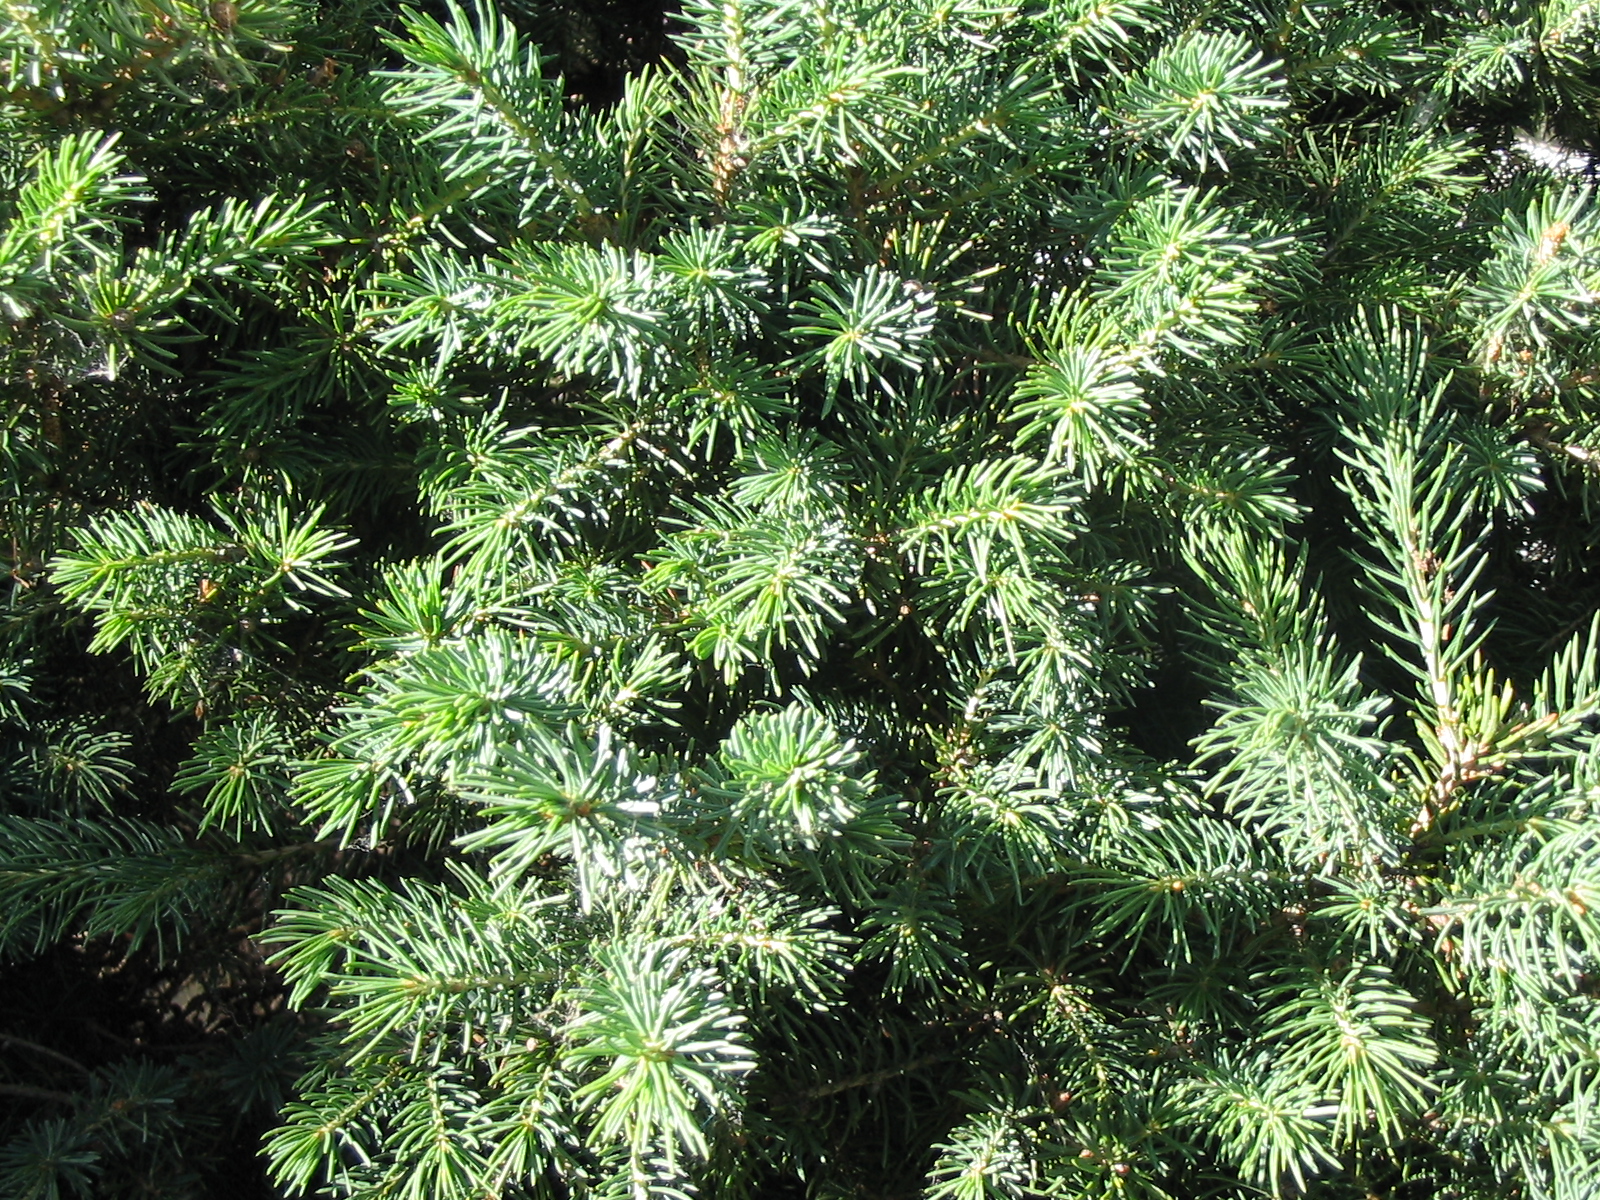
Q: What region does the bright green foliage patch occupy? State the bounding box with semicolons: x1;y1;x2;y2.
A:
2;0;1600;1197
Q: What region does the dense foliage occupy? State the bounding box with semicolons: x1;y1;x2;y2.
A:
3;0;1600;1196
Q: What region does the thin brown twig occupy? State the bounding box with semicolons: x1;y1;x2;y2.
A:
797;1053;947;1100
0;1083;79;1105
0;1033;92;1076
